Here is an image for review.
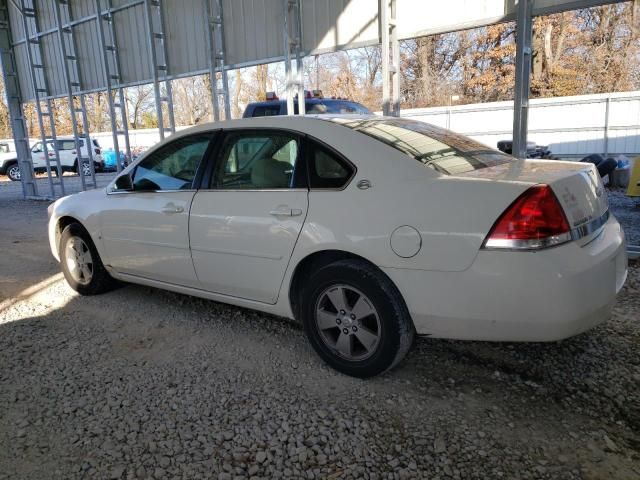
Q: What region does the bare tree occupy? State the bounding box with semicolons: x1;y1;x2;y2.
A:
126;85;153;129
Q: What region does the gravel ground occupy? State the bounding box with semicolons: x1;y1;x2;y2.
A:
0;172;115;200
0;197;639;479
608;188;640;246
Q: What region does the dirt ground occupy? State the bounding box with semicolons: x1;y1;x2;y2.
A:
0;198;638;480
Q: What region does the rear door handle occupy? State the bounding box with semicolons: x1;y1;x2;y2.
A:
161;204;184;214
269;208;303;217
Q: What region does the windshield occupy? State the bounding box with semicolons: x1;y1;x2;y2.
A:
332;118;513;175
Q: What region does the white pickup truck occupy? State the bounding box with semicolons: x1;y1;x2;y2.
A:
0;138;103;181
0;143;20;181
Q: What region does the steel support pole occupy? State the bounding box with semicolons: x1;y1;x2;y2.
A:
95;0;122;171
283;0;304;115
381;0;399;117
293;0;305;115
144;0;164;139
55;0;96;191
604;96;611;157
0;0;37;197
143;0;174;140
107;0;133;171
206;0;230;121
512;0;533;159
20;0;65;198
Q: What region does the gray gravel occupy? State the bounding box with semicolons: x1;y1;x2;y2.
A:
1;198;639;480
608;188;640;246
0;172;115;201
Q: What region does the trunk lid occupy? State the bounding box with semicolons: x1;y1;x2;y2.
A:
459;159;608;240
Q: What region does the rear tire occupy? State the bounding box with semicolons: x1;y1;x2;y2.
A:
59;223;117;295
6;162;20;181
301;259;414;378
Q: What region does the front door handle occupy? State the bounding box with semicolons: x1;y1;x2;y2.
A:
269;208;303;217
161;204;184;214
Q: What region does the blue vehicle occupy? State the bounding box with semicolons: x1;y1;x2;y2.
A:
102;149;126;171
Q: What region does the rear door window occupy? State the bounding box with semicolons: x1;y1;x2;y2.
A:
59;140;77;150
308;141;354;189
214;131;302;189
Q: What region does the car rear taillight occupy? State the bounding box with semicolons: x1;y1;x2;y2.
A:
483;185;571;250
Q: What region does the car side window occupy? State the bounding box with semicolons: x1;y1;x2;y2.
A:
252;105;280;117
308;142;354;189
214;132;300;189
60;140;76;150
132;134;211;191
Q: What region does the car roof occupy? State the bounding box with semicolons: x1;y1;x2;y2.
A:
172;114;385;136
247;98;366;107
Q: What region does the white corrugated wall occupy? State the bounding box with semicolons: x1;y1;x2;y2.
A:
401;91;640;158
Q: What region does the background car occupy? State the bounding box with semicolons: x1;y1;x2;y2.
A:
47;116;627;378
30;137;103;178
243;90;371;117
0;142;20;181
101;149;127;171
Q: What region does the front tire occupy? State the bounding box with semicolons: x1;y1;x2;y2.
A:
59;223;117;295
6;162;21;181
301;259;414;378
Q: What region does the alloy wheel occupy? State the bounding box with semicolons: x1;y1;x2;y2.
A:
64;236;93;285
314;284;381;361
8;164;20;181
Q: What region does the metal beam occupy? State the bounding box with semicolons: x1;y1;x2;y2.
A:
206;0;231;121
512;0;534;158
283;0;304;115
143;0;174;140
55;0;97;191
19;0;65;198
0;0;36;197
381;0;400;117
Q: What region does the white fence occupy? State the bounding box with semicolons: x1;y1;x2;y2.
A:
0;127;188;155
401;91;640;159
3;91;639;159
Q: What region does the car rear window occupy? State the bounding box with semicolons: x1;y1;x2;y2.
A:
332;118;513;175
302;101;370;115
252;105;281;117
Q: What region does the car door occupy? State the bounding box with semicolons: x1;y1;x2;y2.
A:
58;139;77;167
189;129;308;303
30;141;51;169
99;132;214;287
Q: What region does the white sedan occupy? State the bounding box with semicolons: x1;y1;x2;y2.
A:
48;116;628;377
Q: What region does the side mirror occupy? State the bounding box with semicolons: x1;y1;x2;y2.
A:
114;173;133;191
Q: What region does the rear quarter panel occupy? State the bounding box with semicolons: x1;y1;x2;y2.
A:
283;120;533;273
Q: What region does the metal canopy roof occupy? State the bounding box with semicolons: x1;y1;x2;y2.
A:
7;0;623;102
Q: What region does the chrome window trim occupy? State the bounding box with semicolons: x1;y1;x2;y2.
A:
107;189;197;195
194;188;309;193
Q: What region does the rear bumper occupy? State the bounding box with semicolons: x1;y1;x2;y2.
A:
383;216;628;342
